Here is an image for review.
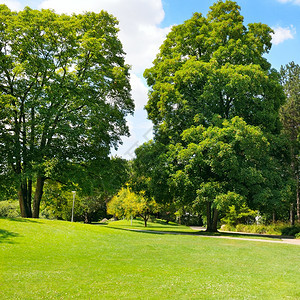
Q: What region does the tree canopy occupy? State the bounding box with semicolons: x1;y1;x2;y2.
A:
280;62;300;221
0;5;134;217
136;0;290;231
144;0;284;142
168;117;288;231
107;187;158;227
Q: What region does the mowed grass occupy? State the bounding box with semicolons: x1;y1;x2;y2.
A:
107;218;196;232
107;219;283;240
0;218;299;299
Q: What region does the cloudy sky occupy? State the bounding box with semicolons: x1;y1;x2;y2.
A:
2;0;300;158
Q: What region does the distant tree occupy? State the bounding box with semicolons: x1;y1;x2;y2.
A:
0;6;133;218
280;62;300;222
131;141;172;204
41;157;130;223
107;187;158;227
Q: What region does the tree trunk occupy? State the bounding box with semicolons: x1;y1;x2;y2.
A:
272;211;276;223
206;203;218;232
141;214;149;227
18;188;27;218
18;181;32;218
206;202;212;232
290;203;295;226
32;176;45;218
296;173;299;221
212;208;219;232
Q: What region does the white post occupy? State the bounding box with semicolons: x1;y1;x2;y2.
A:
71;191;76;222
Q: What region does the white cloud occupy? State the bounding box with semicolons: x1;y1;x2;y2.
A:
271;26;296;45
111;113;153;159
277;0;300;5
130;73;149;110
1;0;22;10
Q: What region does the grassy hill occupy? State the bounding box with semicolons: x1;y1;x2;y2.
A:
0;218;299;299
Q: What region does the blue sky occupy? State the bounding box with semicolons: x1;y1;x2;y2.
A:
2;0;299;158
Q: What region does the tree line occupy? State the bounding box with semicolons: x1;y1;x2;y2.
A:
0;1;299;231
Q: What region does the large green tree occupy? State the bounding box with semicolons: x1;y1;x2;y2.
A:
169;117;289;231
144;0;284;142
280;62;300;221
0;6;133;218
140;0;288;231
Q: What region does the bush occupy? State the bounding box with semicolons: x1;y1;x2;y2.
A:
281;226;300;237
222;222;300;237
220;224;236;232
221;204;257;226
295;232;300;239
0;201;20;218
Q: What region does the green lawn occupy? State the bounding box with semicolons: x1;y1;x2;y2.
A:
107;218;196;232
0;218;299;299
107;219;283;240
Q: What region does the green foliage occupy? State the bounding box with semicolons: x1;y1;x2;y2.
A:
169;117;288;230
41;174;124;224
107;187;158;226
281;225;300;237
0;201;20;218
222;221;300;236
139;1;289;231
221;204;258;226
144;0;284;141
280;62;300;141
0;5;133;217
40;181;76;221
280;61;300;221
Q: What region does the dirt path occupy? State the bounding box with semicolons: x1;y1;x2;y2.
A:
190;226;300;245
125;227;300;245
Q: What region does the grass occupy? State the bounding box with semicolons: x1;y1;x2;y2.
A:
108;219;283;241
107;218;196;233
0;218;299;299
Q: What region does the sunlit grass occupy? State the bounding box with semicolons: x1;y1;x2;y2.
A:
0;218;299;299
107;218;195;232
108;218;282;240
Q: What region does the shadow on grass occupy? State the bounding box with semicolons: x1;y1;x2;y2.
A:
0;229;20;244
215;231;295;240
1;217;43;224
106;226;287;241
106;226;199;236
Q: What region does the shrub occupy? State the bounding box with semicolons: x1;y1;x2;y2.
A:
220;224;236;232
0;201;20;218
295;232;300;239
281;226;300;237
222;222;300;236
221;204;257;226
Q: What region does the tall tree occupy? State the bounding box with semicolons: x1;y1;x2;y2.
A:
280;62;300;222
144;0;284;142
0;6;133;217
141;0;287;231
